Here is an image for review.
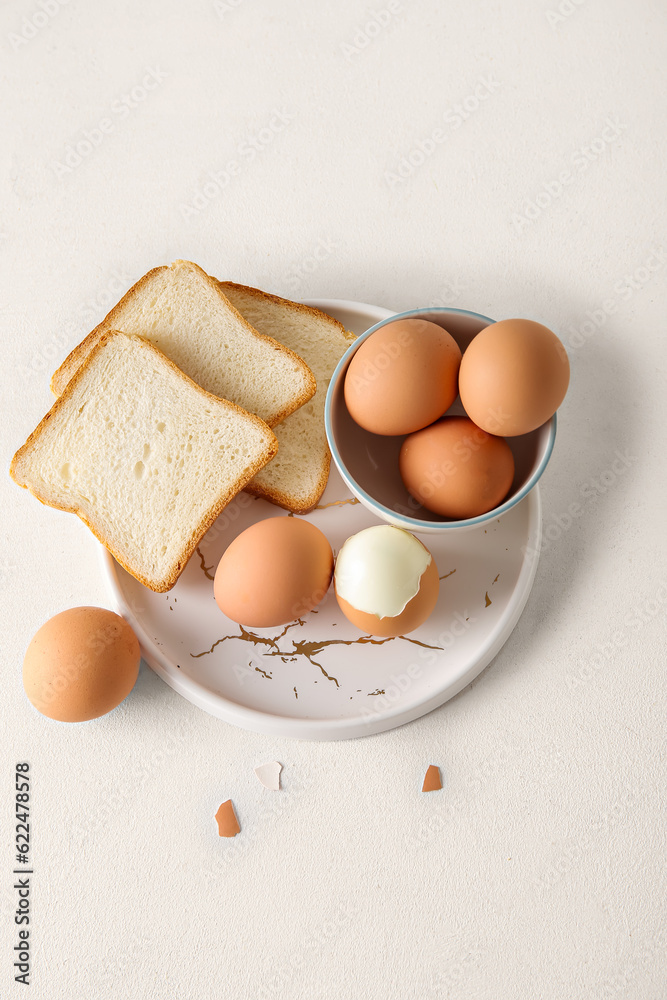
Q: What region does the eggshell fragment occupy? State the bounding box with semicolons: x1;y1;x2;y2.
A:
344;319;461;436
255;761;282;791
336;566;439;637
422;765;442;792
459;318;570;436
22;607;140;723
215;799;240;838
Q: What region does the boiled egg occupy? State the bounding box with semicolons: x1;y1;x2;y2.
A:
399;416;515;519
334;525;439;637
344;319;461;436
214;517;333;628
459;318;570;436
23;607;140;722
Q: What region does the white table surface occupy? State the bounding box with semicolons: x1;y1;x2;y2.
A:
2;1;665;997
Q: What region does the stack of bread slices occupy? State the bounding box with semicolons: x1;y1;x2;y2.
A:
11;260;355;592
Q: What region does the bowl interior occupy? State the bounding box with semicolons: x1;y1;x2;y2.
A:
327;308;555;527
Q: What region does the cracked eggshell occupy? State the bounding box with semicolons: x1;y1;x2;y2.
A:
214;517;334;628
254;761;282;790
422;765;442;792
334;526;439;637
215;799;240;837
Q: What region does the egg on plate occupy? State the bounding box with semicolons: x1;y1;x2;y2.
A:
334;525;439;637
214;517;334;628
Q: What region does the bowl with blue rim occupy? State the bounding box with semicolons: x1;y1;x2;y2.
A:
324;307;556;533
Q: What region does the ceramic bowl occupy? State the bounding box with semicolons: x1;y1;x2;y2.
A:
324;307;556;534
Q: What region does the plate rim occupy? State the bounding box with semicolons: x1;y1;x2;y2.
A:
99;297;542;741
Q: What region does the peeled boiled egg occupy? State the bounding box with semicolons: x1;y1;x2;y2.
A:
22;607;141;722
344;319;461;436
459;318;570;436
399;416;515;519
334;525;439;637
214;517;334;628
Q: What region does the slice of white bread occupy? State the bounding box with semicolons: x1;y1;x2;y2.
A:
12;331;278;592
219;282;355;512
50;260;316;427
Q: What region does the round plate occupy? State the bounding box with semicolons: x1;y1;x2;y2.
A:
100;299;542;741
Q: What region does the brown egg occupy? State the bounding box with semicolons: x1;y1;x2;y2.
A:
399;416;515;519
459;318;570;436
344;319;461;436
23;607;140;722
334;525;439;637
214;517;334;628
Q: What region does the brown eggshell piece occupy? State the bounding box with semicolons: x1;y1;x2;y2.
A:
459;318;570;436
344;319;462;436
215;799;240;837
399;416;515;519
22;607;140;723
335;557;439;637
422;765;442;792
214;517;334;628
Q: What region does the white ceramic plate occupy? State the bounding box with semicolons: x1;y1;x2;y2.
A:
100;299;542;741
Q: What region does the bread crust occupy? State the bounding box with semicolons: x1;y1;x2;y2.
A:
50;261;317;428
13;330;278;592
219;281;355;512
244;453;331;514
218;280;356;344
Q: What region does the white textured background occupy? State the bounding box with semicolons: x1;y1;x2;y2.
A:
2;0;666;997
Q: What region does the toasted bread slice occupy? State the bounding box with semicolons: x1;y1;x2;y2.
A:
12;331;278;592
50;260;316;427
219;282;355;512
